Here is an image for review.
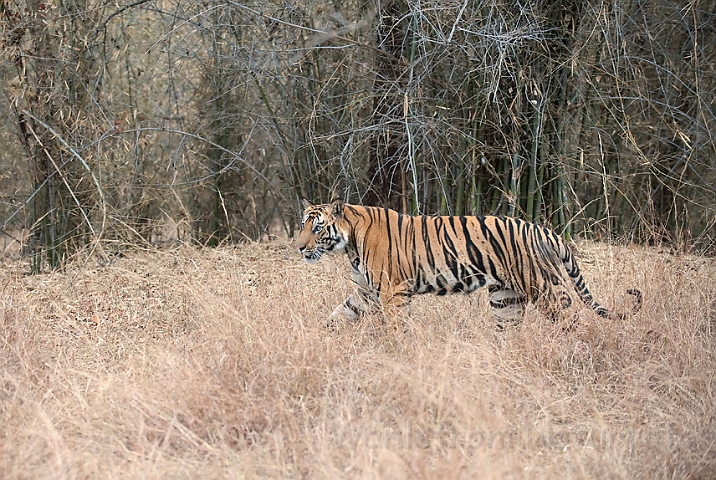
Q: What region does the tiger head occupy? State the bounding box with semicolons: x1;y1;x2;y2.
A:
295;198;349;263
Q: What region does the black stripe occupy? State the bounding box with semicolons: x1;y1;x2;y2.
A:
462;217;486;274
440;221;462;281
385;210;393;281
490;218;510;269
506;219;526;290
422;217;435;272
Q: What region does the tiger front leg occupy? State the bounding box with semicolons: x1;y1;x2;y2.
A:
328;293;369;323
378;285;413;333
325;286;380;328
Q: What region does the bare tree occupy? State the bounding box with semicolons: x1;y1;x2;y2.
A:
1;0;714;266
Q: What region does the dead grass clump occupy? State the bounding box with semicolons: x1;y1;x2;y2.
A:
0;241;715;479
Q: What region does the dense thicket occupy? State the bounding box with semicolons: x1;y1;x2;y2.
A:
0;0;714;269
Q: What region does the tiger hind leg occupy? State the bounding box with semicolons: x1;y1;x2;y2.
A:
489;286;527;330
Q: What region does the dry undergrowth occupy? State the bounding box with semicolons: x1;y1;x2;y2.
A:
1;241;715;479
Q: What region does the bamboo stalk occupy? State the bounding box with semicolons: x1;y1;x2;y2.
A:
456;158;465;216
526;95;542;222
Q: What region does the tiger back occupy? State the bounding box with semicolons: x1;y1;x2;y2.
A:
295;198;642;329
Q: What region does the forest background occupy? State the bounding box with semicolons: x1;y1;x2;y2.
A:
0;0;714;270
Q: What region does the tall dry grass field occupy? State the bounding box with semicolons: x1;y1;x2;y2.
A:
1;242;714;479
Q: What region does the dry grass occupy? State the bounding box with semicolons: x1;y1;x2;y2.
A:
1;241;715;479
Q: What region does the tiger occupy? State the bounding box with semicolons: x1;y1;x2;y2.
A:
295;198;642;329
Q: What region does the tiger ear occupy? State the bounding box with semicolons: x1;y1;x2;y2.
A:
301;198;314;210
330;198;345;217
